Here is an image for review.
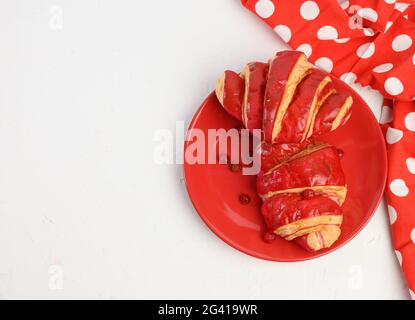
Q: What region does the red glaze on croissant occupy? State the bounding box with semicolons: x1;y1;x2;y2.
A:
214;51;353;252
260;141;307;172
257;144;347;205
215;70;245;122
275;69;334;144
241;62;269;132
261;193;342;241
313;92;353;136
263;51;313;143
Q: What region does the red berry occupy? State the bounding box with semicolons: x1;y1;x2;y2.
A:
302;189;316;200
239;194;251;205
230;163;242;172
337;148;345;159
263;232;277;243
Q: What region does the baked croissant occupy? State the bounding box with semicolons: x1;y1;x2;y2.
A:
215;51;352;252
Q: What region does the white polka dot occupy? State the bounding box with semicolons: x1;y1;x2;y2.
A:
274;25;291;42
385;0;396;4
373;63;394;73
334;38;350;43
315;57;333;72
363;28;375;36
406;158;415;174
340;72;357;84
296;43;312;58
395;3;409;12
405;112;415;131
317;26;338;40
255;0;275;18
392;34;413;52
410;289;415;300
338;0;349;10
390;179;409;197
300;1;320;20
384;77;404;96
379;105;393;124
385;21;393;32
413;54;415;65
386;127;403;144
388;205;397;224
358;8;378;22
411;228;415;244
356;42;375;59
395;250;402;266
404;14;409;20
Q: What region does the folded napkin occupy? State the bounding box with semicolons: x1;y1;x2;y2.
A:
241;0;415;298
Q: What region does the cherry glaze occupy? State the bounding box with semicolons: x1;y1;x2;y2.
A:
263;51;309;143
313;92;352;135
243;62;268;132
276;70;333;143
222;70;245;121
257;146;346;197
261;193;342;231
260;141;306;172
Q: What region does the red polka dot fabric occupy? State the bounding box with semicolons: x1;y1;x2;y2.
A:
242;0;415;298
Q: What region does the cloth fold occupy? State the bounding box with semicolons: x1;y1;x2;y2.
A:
242;0;415;298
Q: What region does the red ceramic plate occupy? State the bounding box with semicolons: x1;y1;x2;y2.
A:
183;74;387;262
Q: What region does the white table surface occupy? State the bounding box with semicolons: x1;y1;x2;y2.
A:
0;0;410;299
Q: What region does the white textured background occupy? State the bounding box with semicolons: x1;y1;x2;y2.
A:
0;0;409;299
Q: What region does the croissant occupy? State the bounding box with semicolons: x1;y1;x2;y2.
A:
215;51;352;252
